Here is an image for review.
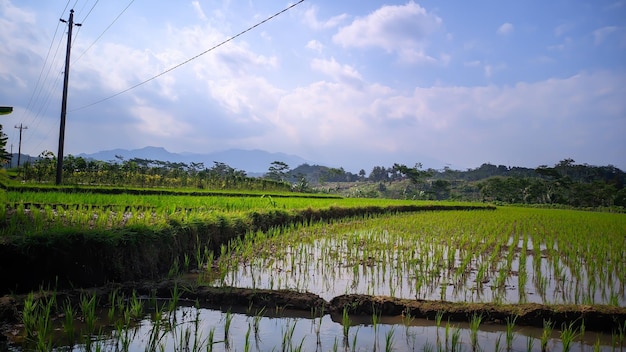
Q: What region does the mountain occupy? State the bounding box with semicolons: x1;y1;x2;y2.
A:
77;146;310;174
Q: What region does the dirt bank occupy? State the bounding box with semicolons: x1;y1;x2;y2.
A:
1;280;624;337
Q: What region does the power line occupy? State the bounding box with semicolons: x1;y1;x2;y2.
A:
71;0;305;112
18;1;74;153
17;1;71;134
72;0;134;64
72;0;102;47
21;22;70;153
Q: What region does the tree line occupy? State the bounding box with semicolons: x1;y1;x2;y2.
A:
16;152;292;192
2;138;624;208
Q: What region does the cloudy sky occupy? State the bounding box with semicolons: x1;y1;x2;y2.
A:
1;0;625;172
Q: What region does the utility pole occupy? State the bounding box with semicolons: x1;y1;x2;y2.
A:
14;123;27;167
56;9;81;185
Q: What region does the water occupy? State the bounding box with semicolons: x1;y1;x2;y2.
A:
206;235;626;306
10;303;615;352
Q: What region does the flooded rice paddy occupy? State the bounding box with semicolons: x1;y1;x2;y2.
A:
203;208;625;307
23;303;619;352
5;207;626;351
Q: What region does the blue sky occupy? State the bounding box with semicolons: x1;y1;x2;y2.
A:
1;0;625;172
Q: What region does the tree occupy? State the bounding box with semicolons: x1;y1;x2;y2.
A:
0;125;11;165
358;169;366;180
392;163;431;186
266;161;290;181
369;166;389;182
431;179;451;200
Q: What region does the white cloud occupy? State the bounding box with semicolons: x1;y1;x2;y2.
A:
593;26;618;45
191;0;207;21
265;71;626;169
130;105;192;137
332;1;442;62
310;57;363;88
303;6;348;30
306;39;323;53
0;2;46;85
497;22;514;36
2;1;624;171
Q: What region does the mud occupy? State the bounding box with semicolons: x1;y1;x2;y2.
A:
1;279;624;338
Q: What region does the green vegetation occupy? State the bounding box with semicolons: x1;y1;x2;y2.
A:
203;207;626;306
311;159;625;209
1;152;625;351
6;150;624;209
15;153;294;191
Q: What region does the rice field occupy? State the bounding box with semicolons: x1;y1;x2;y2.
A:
3;187;626;351
203;207;626;306
1;190;477;236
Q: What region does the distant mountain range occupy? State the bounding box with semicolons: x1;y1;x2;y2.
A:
75;146;311;174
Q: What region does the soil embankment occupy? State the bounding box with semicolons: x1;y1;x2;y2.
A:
1;280;624;338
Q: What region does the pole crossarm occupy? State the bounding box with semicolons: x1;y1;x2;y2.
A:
14;124;27;167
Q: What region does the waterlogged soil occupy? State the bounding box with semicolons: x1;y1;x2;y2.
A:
1;278;624;345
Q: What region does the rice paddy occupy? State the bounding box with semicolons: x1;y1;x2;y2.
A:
12;288;625;351
202;207;626;306
2;187;626;351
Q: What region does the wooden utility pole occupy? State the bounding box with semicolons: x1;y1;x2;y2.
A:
14;123;27;167
56;9;81;185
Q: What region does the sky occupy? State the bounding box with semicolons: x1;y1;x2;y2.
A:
1;0;625;173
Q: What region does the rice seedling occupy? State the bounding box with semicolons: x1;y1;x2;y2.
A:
351;327;360;352
469;313;483;351
559;321;579;352
401;308;414;336
293;336;307;352
145;304;165;352
80;292;97;335
129;290;144;320
62;299;76;347
223;308;233;344
444;319;452;351
593;337;601;352
450;327;462;352
526;335;534;352
282;319;297;352
244;323;252;352
22;293;37;339
541;319;553;352
253;306;265;337
385;327;396;352
494;333;503;352
505;315;517;351
207;327;216;352
422;342;435;352
332;337;339;352
342;306;352;339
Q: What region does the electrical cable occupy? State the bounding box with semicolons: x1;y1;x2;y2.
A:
72;0;134;64
71;0;304;112
16;1;73;153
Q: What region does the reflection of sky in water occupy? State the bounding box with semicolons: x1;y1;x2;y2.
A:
210;234;625;306
79;306;614;352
